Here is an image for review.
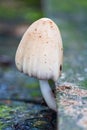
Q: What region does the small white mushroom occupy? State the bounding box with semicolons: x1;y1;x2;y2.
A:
15;18;63;111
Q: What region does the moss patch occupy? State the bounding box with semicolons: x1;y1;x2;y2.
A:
0;105;12;118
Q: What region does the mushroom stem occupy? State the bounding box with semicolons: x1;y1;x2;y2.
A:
39;79;57;111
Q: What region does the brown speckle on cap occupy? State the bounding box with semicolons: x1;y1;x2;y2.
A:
44;54;46;57
39;35;42;38
51;25;53;28
35;28;37;31
49;21;53;25
42;21;46;25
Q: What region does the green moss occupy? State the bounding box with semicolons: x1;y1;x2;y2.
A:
0;105;26;118
0;122;8;130
33;120;47;128
0;105;12;119
0;105;28;129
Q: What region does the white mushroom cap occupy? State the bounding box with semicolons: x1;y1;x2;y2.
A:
15;18;63;82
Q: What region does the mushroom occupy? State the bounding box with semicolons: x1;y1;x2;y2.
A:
15;18;63;111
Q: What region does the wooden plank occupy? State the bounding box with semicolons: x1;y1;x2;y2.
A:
56;82;87;130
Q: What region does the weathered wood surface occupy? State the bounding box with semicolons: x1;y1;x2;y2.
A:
56;82;87;130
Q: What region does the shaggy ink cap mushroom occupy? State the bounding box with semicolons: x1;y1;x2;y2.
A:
15;18;63;111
